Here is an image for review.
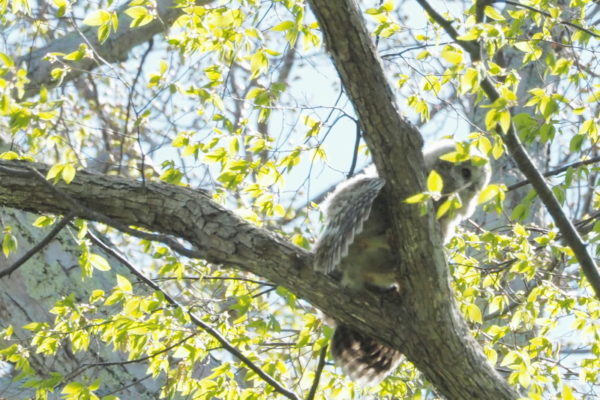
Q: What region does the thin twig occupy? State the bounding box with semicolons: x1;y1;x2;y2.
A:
381;41;455;59
0;212;76;278
64;333;197;381
102;374;154;397
498;0;600;39
85;230;301;400
508;155;600;191
347;125;362;178
415;0;600;300
119;39;154;176
306;344;328;400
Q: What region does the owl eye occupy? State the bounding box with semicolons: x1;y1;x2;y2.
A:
461;167;472;179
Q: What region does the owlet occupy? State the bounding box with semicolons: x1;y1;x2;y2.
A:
314;141;491;384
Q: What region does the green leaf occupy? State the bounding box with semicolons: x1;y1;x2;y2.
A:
382;0;394;11
32;216;56;227
484;6;505;21
89;290;105;304
116;274;133;293
404;192;429;204
89;378;101;391
478;184;501;204
436;199;451;219
272;20;295;31
0;52;14;67
2;231;17;257
62;381;84;395
518;370;531;388
46;163;63;182
250;50;268;79
484;346;498;366
125;6;154;27
89;253;111;271
83;9;111;26
440;46;463;65
97;24;110;43
511;204;529;221
562;385;575;400
499;110;511;133
514;41;535;53
466;303;483;323
52;0;67;17
61;163;76;184
427;169;443;193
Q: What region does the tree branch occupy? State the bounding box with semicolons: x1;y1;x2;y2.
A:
85;229;300;400
0;211;75;278
415;0;600;300
0;156;515;398
507;155;600;191
497;0;600;39
306;0;518;398
19;0;215;99
306;345;328;400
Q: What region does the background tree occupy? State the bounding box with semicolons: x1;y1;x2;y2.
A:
0;0;599;399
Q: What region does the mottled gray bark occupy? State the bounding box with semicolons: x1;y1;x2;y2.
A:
0;158;518;399
307;0;519;398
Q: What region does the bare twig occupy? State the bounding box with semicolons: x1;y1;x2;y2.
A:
119;39;154;176
85;230;301;400
347;124;362;178
508;155;600;191
64;333;197;381
498;0;600;39
0;212;76;278
306;344;328;400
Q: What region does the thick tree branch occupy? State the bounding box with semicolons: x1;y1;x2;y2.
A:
20;0;214;99
0;158;514;399
306;0;518;399
415;0;600;299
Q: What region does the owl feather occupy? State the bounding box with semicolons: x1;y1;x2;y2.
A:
314;141;491;385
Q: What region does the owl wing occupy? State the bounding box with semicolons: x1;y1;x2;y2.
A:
314;173;385;274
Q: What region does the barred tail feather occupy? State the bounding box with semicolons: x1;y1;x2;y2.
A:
331;324;402;385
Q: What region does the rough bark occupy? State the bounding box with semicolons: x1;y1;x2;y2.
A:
19;0;214;99
0;159;518;399
307;0;519;398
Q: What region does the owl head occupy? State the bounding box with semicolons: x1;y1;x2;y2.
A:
423;140;492;240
